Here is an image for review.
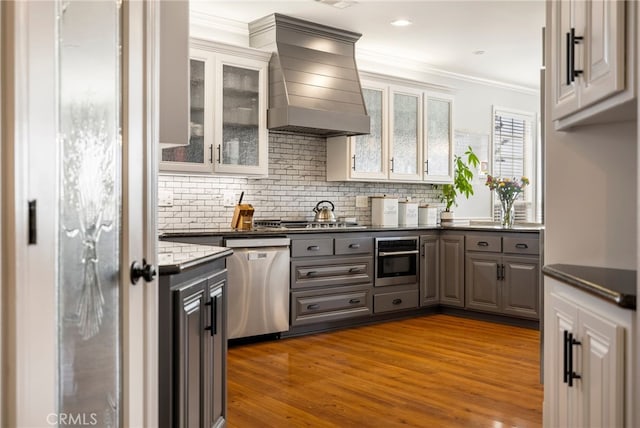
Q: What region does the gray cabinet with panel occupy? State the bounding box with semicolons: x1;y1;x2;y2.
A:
289;234;374;326
439;232;465;308
159;257;228;428
465;233;540;320
420;234;440;307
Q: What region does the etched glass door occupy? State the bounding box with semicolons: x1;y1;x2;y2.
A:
57;1;122;424
424;96;453;182
390;88;421;180
351;86;387;180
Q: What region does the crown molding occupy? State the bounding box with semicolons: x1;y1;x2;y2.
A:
190;10;248;36
356;48;539;96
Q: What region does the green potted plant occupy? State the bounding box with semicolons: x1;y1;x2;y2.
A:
438;146;480;224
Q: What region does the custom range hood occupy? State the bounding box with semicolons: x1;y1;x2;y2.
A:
248;14;370;137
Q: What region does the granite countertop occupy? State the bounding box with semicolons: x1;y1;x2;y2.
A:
158;241;232;275
160;222;544;238
542;264;636;310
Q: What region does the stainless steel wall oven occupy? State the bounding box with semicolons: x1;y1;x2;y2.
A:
374;237;419;287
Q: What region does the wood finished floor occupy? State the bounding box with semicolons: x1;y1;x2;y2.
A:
227;314;543;428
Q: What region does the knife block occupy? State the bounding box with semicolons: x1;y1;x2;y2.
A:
231;203;254;230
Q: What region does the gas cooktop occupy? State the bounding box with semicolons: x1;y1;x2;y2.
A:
253;219;366;231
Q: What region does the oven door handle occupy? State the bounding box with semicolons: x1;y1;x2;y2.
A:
378;250;419;257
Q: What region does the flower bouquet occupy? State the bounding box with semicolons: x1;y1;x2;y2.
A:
485;175;529;228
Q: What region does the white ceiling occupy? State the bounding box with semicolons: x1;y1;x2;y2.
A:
190;0;545;90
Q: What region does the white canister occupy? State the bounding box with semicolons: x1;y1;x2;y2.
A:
371;196;398;227
398;201;419;226
418;205;439;226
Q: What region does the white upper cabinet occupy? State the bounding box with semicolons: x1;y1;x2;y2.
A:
389;86;422;181
424;94;454;183
327;76;453;184
549;0;634;130
160;40;270;176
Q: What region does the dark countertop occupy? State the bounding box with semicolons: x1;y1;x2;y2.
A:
542;264;636;310
158;241;232;275
159;223;544;239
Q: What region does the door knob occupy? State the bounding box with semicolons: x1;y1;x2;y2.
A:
130;258;157;284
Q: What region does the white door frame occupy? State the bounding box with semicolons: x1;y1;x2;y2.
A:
0;1;158;426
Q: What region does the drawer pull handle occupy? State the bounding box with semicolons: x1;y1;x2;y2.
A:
307;245;320;251
477;241;489;247
349;299;361;304
305;271;317;277
348;267;362;273
515;243;529;249
392;298;403;305
349;243;361;249
307;304;320;310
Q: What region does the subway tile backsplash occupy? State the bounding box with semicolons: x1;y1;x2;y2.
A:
158;132;443;231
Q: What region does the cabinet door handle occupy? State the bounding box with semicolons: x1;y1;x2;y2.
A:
307;304;320;310
352;154;356;171
501;264;506;280
515;243;528;249
565;32;571;85
477;241;489;247
570;28;583;82
349;298;361;304
209;144;214;163
390;157;395;172
568;332;582;387
563;330;569;384
424;159;429;174
348;243;361;249
497;264;501;281
204;296;218;336
392;298;402;305
216;144;221;163
307;245;320;251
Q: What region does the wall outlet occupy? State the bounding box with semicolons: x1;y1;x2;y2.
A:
158;189;174;207
223;191;236;207
355;195;368;208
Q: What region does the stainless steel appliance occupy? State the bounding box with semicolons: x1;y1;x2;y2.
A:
374;237;419;287
225;237;290;339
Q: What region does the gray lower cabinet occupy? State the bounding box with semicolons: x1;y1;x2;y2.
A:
289;235;374;327
465;233;539;320
419;234;439;306
160;259;227;428
439;233;465;307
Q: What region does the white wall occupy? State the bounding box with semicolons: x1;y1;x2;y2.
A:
544;121;637;268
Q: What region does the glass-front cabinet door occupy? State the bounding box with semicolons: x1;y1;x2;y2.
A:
160;43;269;176
160;49;215;173
214;54;268;175
350;84;388;180
389;86;422;181
424;94;454;183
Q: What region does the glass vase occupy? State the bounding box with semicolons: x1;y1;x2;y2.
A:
500;200;515;228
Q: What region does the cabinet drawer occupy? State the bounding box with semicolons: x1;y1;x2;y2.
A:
291;238;333;257
335;237;373;255
466;235;501;252
291;256;373;290
291;286;372;326
374;290;419;313
503;237;539;255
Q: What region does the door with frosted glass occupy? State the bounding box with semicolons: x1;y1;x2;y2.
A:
57;1;149;426
389;87;422;181
350;85;388;180
424;95;454;183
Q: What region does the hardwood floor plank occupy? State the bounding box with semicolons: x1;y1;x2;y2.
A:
227;314;543;427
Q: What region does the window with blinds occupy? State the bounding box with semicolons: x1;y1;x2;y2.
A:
491;107;536;222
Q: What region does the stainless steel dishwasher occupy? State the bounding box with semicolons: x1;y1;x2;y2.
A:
224;237;290;339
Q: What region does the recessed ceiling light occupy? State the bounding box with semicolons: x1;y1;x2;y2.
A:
391;19;412;27
472;50;486;55
315;0;357;9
